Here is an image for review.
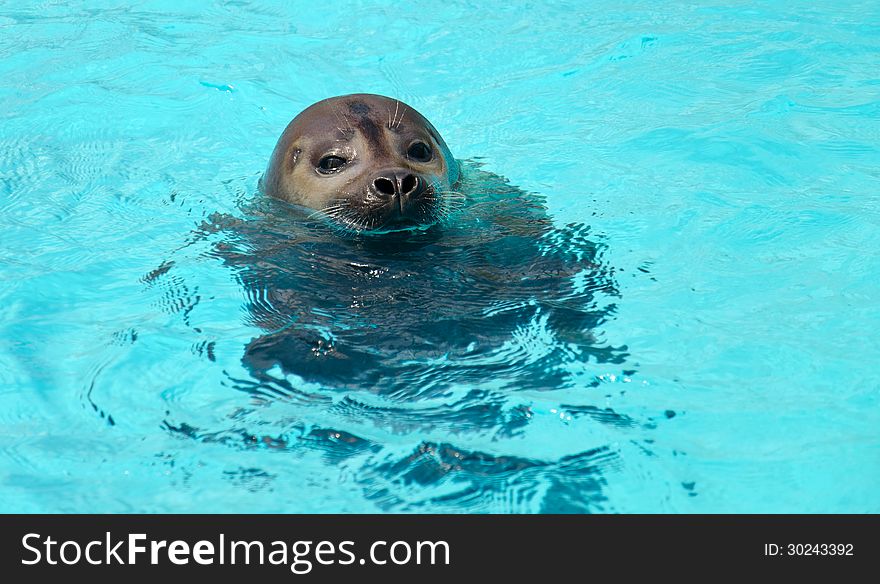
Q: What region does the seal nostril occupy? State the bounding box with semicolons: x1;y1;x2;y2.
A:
401;174;418;196
374;177;396;196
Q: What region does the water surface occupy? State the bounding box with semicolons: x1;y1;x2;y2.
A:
1;0;878;512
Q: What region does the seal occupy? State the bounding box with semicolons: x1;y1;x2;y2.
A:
262;94;461;233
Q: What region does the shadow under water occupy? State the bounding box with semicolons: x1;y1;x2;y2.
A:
153;162;639;511
207;162;627;398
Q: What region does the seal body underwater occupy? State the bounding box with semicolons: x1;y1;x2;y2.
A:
262;93;461;233
169;94;625;396
141;95;637;510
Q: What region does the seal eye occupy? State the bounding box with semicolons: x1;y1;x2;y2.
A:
317;155;347;174
407;142;432;162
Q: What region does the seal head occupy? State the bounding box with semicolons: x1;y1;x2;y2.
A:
262;94;460;233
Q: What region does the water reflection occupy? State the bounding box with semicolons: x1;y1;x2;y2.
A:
157;162;634;511
207;163;627;399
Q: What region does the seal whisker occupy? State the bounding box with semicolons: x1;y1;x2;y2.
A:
332;104;355;138
430;179;468;223
328;194;376;234
392;100;400;129
328;209;367;234
389;100;401;130
394;104;408;129
307;201;349;221
440;190;467;204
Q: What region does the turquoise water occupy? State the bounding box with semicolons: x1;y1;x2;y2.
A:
2;1;879;513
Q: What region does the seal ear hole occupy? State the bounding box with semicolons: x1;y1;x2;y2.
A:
317;155;347;174
407;142;432;162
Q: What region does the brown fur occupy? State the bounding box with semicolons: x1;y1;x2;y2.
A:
262;94;460;232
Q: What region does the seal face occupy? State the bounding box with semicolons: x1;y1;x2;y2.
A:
262;94;461;233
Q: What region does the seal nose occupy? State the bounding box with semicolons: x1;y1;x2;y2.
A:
372;172;423;200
